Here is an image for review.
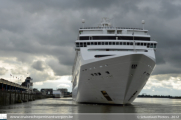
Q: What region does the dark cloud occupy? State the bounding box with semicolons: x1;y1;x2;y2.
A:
58;49;75;66
47;58;72;76
155;50;166;65
159;1;181;20
0;0;180;79
32;61;45;71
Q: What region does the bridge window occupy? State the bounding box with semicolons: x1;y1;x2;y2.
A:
79;36;150;41
116;42;119;45
109;42;112;45
147;43;150;48
105;42;108;45
76;43;79;47
107;30;115;34
87;42;90;45
150;43;154;48
120;42;122;45
154;43;157;48
84;42;86;47
98;42;101;45
93;36;116;40
80;43;83;47
102;42;105;45
79;36;89;40
117;30;122;34
113;42;115;45
127;42;130;45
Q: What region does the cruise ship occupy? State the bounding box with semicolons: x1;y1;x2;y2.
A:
72;18;157;104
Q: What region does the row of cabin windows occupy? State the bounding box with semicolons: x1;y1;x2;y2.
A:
80;27;142;30
76;42;157;48
79;36;150;41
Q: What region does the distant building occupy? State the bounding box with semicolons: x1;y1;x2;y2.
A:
21;77;33;93
33;88;39;92
33;88;42;95
57;88;68;95
53;90;63;98
64;92;72;96
41;90;46;95
40;88;53;95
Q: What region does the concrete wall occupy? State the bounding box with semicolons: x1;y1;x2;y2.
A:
0;91;48;106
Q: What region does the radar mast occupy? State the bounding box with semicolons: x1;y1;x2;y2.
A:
99;17;112;27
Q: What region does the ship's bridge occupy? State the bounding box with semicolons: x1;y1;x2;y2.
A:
75;18;157;50
79;28;149;38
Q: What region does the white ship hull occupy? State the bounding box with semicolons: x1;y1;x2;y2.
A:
72;53;155;104
72;18;157;104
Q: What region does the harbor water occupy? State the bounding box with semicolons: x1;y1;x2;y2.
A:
0;98;181;113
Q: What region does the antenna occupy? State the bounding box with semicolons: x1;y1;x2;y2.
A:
142;20;145;30
82;19;85;28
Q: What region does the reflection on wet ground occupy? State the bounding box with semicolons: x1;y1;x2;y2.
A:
0;98;181;113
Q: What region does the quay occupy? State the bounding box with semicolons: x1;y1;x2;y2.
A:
0;78;27;92
0;78;49;106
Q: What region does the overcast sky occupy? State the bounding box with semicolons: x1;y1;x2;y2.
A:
0;0;181;95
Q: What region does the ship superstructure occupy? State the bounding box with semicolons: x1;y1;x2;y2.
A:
72;18;157;104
